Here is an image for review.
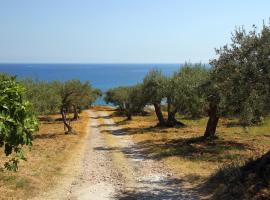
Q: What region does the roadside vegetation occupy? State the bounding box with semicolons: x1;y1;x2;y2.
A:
21;79;102;134
105;23;270;199
0;75;101;170
0;74;38;171
0;75;100;198
0;110;89;199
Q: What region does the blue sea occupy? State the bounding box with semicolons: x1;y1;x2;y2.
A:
0;63;182;104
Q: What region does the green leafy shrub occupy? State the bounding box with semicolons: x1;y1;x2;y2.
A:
0;76;39;171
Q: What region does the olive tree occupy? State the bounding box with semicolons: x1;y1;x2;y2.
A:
203;24;270;138
55;80;101;133
21;79;61;115
104;84;145;120
142;69;167;126
166;64;209;126
0;75;38;171
23;79;101;134
105;86;129;111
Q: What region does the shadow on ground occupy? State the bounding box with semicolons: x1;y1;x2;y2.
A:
100;124;171;136
34;133;63;140
100;118;252;162
114;177;199;200
135;136;252;162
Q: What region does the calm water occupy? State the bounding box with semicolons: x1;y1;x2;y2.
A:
0;63;181;104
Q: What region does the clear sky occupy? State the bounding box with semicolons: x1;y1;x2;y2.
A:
0;0;269;63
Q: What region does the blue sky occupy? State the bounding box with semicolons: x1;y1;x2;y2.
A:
0;0;269;63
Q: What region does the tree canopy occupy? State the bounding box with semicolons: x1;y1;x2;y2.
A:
203;24;270;138
104;84;145;120
142;69;167;125
167;64;209;119
21;79;101;134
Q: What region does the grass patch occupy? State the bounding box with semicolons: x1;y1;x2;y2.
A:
15;178;30;189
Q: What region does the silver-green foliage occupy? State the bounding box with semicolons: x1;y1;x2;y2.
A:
104;84;145;119
142;69;167;104
211;24;270;125
168;64;210;118
21;79;61;115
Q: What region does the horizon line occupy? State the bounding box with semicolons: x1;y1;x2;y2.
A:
0;61;210;65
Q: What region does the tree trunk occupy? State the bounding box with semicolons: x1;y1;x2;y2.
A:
127;112;132;120
61;107;75;134
204;103;219;139
73;105;79;120
153;102;165;126
166;97;184;127
167;109;185;127
125;103;132;120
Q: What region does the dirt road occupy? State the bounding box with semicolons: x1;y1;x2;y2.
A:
66;109;198;200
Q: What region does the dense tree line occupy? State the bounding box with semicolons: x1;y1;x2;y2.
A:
21;79;102;134
105;23;270;141
105;64;209;126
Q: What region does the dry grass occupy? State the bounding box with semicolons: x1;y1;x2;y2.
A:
111;111;270;195
0;110;89;200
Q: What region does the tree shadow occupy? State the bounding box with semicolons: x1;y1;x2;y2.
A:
132;136;252;162
104;125;175;136
91;118;131;129
90;114;113;120
114;177;200;200
115;119;130;126
197;150;270;200
91;123;116;129
34;133;62;140
93;146;119;151
104;124;252;163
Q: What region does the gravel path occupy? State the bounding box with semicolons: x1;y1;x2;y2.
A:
66;109;198;200
67;110;121;200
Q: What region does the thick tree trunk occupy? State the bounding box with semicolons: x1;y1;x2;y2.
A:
204;103;219;139
153;102;165;126
167;109;185;127
127;112;132;120
125;103;132;120
73;105;79;120
61;107;75;134
166;97;185;127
